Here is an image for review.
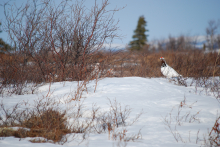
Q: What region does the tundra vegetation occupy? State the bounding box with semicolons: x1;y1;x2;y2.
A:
0;0;219;146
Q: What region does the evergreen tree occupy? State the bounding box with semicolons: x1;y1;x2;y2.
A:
129;16;148;51
0;22;12;53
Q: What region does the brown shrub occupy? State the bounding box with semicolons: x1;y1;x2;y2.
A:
22;109;70;142
107;50;220;78
0;108;70;143
0;127;16;137
0;49;219;96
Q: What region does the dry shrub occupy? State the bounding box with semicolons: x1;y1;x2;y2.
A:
100;49;219;99
93;49;219;79
0;53;44;96
164;50;219;78
0;93;142;144
1;43;218;96
163;96;201;143
110;50;220;78
66;49;220;98
0;96;71;143
1;0;122;82
22;109;70;142
0;127;17;137
206;116;220;146
86;98;143;145
0;109;69;143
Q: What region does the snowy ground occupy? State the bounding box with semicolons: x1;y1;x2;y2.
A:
0;77;219;147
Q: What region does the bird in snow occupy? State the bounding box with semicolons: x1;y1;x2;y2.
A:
160;57;181;78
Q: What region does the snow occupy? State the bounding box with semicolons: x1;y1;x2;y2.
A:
0;77;219;147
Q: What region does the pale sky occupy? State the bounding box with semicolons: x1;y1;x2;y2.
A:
0;0;220;46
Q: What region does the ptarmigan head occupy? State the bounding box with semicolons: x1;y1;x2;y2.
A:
160;57;167;67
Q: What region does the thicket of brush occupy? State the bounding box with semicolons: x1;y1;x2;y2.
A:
3;48;219;95
1;48;219;145
1;49;219;83
0;94;142;144
1;0;219;96
108;49;220;78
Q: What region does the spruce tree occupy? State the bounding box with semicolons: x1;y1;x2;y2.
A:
129;16;148;51
0;22;11;53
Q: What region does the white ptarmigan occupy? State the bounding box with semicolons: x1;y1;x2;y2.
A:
160;57;181;78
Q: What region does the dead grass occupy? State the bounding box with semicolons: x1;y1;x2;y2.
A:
22;109;70;142
109;50;220;78
0;96;71;143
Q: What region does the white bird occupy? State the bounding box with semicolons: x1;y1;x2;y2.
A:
160;57;181;78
